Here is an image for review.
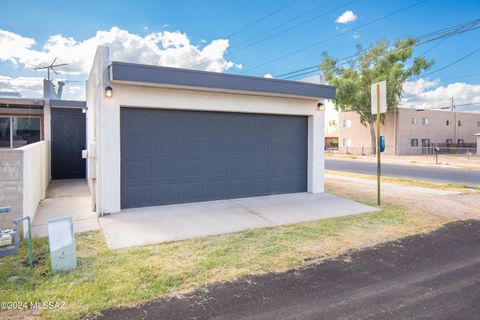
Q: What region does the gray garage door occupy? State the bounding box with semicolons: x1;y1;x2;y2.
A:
121;108;307;209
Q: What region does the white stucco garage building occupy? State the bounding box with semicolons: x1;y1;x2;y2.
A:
86;46;336;215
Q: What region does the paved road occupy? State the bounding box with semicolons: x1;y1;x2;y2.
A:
326;158;480;187
96;220;480;320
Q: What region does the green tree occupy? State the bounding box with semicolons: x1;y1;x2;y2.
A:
319;38;433;152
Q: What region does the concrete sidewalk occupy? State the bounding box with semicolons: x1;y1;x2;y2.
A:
32;179;100;237
100;193;378;249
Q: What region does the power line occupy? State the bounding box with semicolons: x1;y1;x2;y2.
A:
242;0;427;74
0;79;85;84
226;0;300;38
420;102;480;110
277;18;480;80
411;46;480;80
228;0;343;50
439;72;480;82
455;102;480;107
276;52;360;78
227;0;358;55
280;18;479;79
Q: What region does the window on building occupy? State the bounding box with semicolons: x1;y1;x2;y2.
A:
458;120;463;127
446;120;450;126
342;138;352;147
446;139;452;145
0;117;41;149
411;117;417;125
411;139;418;147
421;139;430;147
477;121;480;127
0;117;10;148
342;119;351;128
422;117;429;125
458;139;464;145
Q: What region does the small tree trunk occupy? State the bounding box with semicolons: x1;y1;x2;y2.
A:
369;121;376;155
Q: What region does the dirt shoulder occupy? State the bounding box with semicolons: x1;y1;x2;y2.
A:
326;175;480;222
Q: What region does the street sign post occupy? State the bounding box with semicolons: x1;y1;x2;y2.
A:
371;81;387;206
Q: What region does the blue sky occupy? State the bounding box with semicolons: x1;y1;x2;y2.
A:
1;0;479;110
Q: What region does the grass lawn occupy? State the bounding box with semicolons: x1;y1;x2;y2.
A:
0;194;444;320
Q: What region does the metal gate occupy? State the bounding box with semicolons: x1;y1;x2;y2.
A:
51;108;86;179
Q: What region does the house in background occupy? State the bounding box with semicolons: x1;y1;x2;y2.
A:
0;81;86;229
86;46;335;214
0;97;44;148
338;108;480;155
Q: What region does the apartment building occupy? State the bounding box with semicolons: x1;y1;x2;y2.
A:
338;107;480;155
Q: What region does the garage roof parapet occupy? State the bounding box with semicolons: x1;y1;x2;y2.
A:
109;61;336;100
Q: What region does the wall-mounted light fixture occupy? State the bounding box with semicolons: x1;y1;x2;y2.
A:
105;86;113;98
317;102;325;111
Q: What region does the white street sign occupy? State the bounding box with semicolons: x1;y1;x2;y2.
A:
371;80;387;114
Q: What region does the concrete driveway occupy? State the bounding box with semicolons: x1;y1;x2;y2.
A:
100;193;378;249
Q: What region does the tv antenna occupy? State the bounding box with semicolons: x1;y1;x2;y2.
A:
34;58;68;80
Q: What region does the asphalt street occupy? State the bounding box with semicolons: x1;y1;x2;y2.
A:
96;220;480;320
325;158;480;187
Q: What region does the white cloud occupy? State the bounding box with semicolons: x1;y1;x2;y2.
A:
0;76;85;99
0;27;241;76
352;32;360;39
0;76;43;97
335;10;357;24
263;73;273;78
401;79;480;112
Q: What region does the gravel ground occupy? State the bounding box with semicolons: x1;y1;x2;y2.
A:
326;177;480;222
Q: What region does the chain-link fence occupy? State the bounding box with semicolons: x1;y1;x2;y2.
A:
326;145;479;159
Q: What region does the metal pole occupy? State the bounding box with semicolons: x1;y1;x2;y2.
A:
27;217;32;268
13;216;33;268
376;84;381;206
